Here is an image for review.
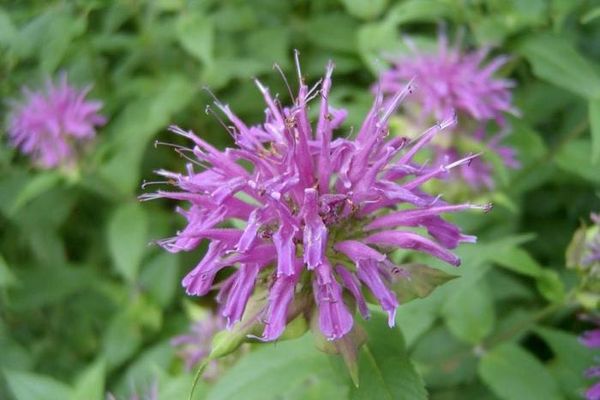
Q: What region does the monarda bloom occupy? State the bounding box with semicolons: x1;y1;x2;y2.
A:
580;315;600;400
567;213;600;309
171;312;224;378
142;55;486;345
377;34;519;189
7;75;105;169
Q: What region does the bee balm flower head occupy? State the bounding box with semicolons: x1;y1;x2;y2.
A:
7;75;105;169
142;54;486;342
378;34;519;189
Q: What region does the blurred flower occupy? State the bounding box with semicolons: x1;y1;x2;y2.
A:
580;315;600;400
377;34;519;189
7;74;105;169
567;213;600;310
142;54;485;343
171;312;224;379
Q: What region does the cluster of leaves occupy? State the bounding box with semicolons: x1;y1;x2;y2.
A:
0;0;599;399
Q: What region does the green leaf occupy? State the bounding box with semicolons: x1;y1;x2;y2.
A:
102;293;162;371
489;247;542;278
351;312;427;400
535;327;597;399
0;254;17;288
478;343;562;400
100;75;195;194
8;171;62;215
139;252;178;307
71;360;105;400
356;21;402;75
581;6;600;24
590;98;600;163
442;280;495;344
391;263;457;303
107;202;148;282
4;370;73;400
535;270;565;303
9;264;94;310
176;12;214;65
338;0;388;20
411;325;478;387
0;7;17;47
206;334;339;400
395;295;440;347
519;34;600;99
387;0;456;25
304;13;359;53
555;139;600;184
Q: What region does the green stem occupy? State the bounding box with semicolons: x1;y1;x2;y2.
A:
482;291;576;350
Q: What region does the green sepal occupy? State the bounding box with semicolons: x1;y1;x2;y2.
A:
390;263;458;303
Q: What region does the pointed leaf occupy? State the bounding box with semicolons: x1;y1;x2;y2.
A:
535;327;597;399
71;360;105;400
442;280;495;344
391;263;457;303
4;370;73;400
478;343;562;400
519;34;600;99
176;12;214;65
351;312;427;400
206;334;340;400
107;202;148;282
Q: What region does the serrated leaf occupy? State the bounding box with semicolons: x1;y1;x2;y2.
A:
589;98;600;163
207;334;337;400
107;203;148;282
176;12;214;65
391;263;457;303
519;34;600;99
351;312;427;400
4;370;73;400
478;343;562;400
442;280;495;344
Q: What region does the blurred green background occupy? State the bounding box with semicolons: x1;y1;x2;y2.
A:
1;0;600;399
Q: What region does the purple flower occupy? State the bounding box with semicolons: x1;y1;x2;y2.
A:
377;34;519;189
580;315;600;400
583;214;600;267
143;54;485;342
7;75;105;169
171;312;224;379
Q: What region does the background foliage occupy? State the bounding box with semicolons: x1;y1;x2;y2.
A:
1;0;600;399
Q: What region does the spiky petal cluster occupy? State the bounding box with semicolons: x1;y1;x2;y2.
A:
171;313;224;378
580;315;600;400
143;56;482;342
7;75;105;169
378;35;519;189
